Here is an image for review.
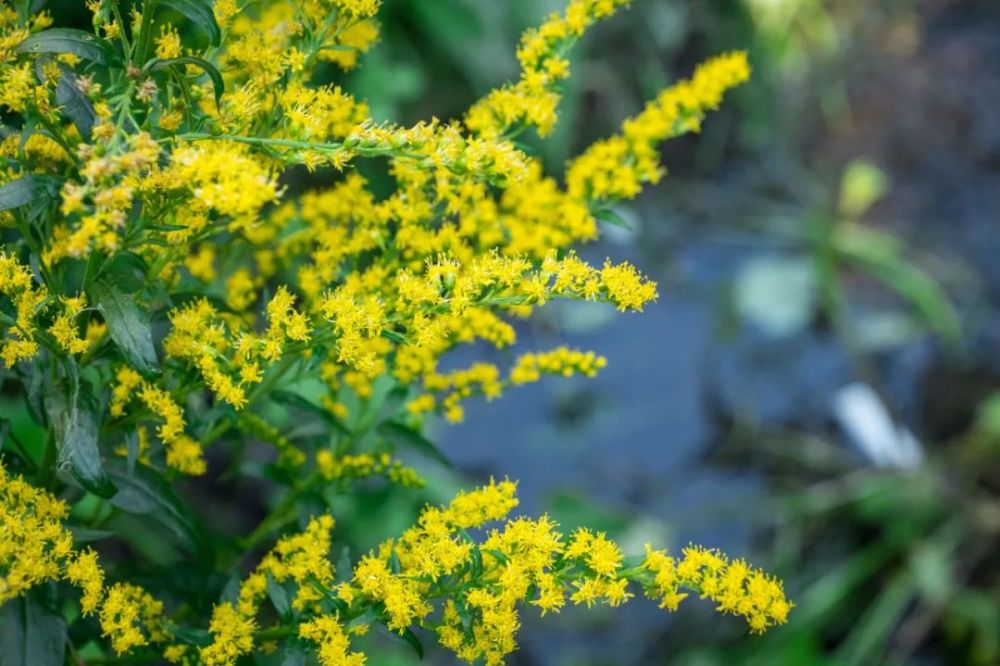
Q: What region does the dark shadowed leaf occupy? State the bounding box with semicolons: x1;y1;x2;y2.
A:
108;463;211;560
0;590;67;666
67;525;116;542
0;175;62;213
270;389;350;434
91;280;159;376
147;56;224;106
15;28;116;65
158;0;222;45
266;575;291;618
100;251;149;293
55;65;96;140
380;625;424;660
46;379;116;498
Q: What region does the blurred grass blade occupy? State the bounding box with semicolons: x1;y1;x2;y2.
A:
836;571;914;666
834;223;961;349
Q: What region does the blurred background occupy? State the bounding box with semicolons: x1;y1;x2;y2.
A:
335;0;1000;664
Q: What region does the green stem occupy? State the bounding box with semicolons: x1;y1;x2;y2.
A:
169;133;424;161
253;625;297;642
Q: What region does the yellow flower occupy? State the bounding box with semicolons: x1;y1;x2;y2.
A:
466;0;635;138
642;544;793;633
509;347;606;384
0;252;47;366
66;549;105;616
200;603;256;665
567;51;751;202
155;25;182;59
299;615;366;666
99;583;165;654
48;295;90;354
0;462;72;604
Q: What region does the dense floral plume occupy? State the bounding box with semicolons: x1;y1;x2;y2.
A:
0;0;776;663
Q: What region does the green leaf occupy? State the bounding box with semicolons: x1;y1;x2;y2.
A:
15;28;117;66
158;0;222;45
107;463;211;560
144;222;190;232
592;207;632;230
54;64;96;140
45;379;116;498
836;571;914;666
0;589;67;666
146;55;224;106
377;420;453;468
281;650;308;666
0;175;62;213
335;546;353;583
383;626;424;660
270;389;350;434
67;525;116;542
266;574;291;619
100;252;149;293
90;280;159;376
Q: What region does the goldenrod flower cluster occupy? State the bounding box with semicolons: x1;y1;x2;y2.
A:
567;51;752;201
0;253;47;366
316;449;425;488
642;544;793;633
0;463;168;653
466;0;634;138
510;347;607;384
198;479;790;666
111;366;207;475
0;0;777;662
0;462;72;603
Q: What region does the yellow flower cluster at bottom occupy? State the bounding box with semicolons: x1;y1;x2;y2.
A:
0;463;169;654
198;479;791;666
0;459;789;664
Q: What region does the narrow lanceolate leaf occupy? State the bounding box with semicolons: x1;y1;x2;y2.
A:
0;175;62;212
0;590;67;666
15;28;117;66
377;420;454;468
91;280;159;376
593;206;632;230
55;65;96;140
45;379;116;498
147;56;224;106
158;0;222;45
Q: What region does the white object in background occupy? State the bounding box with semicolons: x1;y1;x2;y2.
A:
832;382;924;469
